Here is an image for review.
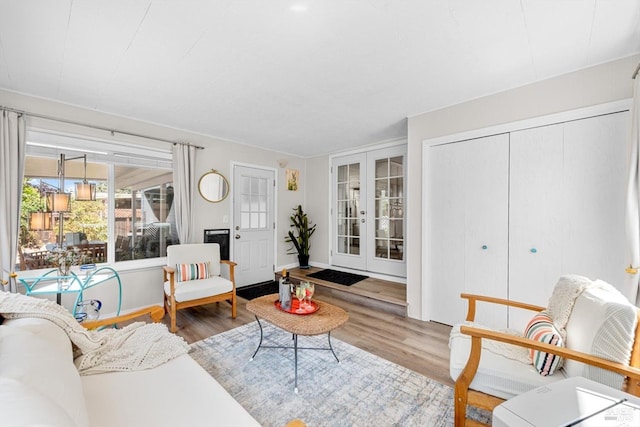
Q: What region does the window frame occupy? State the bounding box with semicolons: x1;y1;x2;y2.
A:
23;128;174;271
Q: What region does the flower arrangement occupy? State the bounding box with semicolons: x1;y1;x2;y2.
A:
47;248;83;275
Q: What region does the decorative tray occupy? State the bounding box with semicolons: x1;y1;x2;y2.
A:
275;299;319;315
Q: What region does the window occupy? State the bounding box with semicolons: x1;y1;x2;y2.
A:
18;130;177;271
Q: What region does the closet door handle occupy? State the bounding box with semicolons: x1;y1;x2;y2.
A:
481;245;488;250
530;248;537;253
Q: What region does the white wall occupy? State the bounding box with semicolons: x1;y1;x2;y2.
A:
276;157;307;269
3;89;306;310
406;54;640;320
305;155;331;266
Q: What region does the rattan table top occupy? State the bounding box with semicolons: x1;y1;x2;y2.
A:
246;293;348;336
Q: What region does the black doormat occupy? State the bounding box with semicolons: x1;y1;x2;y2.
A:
237;280;279;300
306;269;368;286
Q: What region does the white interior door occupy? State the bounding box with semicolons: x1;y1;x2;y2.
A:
508;124;564;330
232;165;275;287
366;146;406;276
508;112;628;330
332;153;367;271
561;112;627;288
427;134;509;328
331;146;407;276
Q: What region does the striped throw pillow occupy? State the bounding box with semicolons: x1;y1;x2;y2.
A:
176;262;210;282
524;312;564;376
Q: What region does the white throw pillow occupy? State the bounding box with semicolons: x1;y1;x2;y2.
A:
563;280;638;389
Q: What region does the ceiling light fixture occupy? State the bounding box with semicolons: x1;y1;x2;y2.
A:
290;3;308;12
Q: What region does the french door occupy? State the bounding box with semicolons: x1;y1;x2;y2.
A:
331;145;406;277
232;164;275;286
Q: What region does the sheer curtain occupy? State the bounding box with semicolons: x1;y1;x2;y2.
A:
172;143;197;244
0;110;26;293
625;75;640;306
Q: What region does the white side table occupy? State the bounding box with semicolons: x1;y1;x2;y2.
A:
493;376;640;426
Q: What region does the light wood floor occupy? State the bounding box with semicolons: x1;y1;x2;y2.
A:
158;291;455;388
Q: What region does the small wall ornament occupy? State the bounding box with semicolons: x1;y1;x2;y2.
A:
286;169;299;191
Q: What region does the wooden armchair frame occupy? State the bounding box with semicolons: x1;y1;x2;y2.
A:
162;260;237;333
81;305;165;330
454;293;640;427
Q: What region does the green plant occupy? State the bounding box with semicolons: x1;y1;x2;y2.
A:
285;205;317;257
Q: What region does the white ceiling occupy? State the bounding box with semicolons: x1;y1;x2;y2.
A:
1;1;639;157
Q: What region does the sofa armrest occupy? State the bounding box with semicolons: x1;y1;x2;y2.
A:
460;293;546;322
458;325;640;396
81;305;165;330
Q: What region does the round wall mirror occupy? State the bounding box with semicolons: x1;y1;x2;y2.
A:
198;170;230;203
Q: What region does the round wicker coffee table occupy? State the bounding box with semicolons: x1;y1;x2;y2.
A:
246;293;349;393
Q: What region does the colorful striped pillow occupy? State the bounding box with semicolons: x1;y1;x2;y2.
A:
176;262;210;282
524;312;564;376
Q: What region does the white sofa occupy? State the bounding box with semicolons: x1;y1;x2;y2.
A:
0;316;260;427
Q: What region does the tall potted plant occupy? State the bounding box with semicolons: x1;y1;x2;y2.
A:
285;204;317;269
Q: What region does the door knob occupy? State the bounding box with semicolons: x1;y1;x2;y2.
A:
361;218;365;223
360;210;365;214
235;234;241;239
482;245;488;250
530;248;537;253
235;225;240;230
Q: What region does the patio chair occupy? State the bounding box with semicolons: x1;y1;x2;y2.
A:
162;243;237;332
449;274;640;426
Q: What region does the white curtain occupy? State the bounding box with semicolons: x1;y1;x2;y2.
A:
625;76;640;306
0;110;26;293
172;144;197;244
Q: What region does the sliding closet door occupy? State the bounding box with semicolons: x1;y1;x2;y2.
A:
426;134;509;328
561;112;628;287
508;112;628;330
508;124;564;330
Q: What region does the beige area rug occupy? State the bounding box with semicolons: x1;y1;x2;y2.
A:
189;322;490;426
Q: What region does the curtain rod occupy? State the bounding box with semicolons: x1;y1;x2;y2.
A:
0;105;204;149
633;62;640;80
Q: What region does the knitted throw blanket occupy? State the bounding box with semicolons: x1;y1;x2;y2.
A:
0;292;189;375
545;274;593;340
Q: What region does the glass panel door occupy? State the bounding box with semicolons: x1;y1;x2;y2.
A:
332;146;406;277
367;146;406;277
374;156;404;260
332;153;367;271
337;162;361;256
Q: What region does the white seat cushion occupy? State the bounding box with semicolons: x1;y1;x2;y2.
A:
0;377;77;427
449;323;566;400
164;276;233;302
81;353;260;427
0;318;89;427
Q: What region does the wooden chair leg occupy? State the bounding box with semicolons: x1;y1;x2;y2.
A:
454;382;468;427
231;293;237;319
169;295;177;333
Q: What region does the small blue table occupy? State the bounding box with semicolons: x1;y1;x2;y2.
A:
18;266;122;320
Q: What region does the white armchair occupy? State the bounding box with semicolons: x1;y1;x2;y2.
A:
163;243;237;332
449;275;640;426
